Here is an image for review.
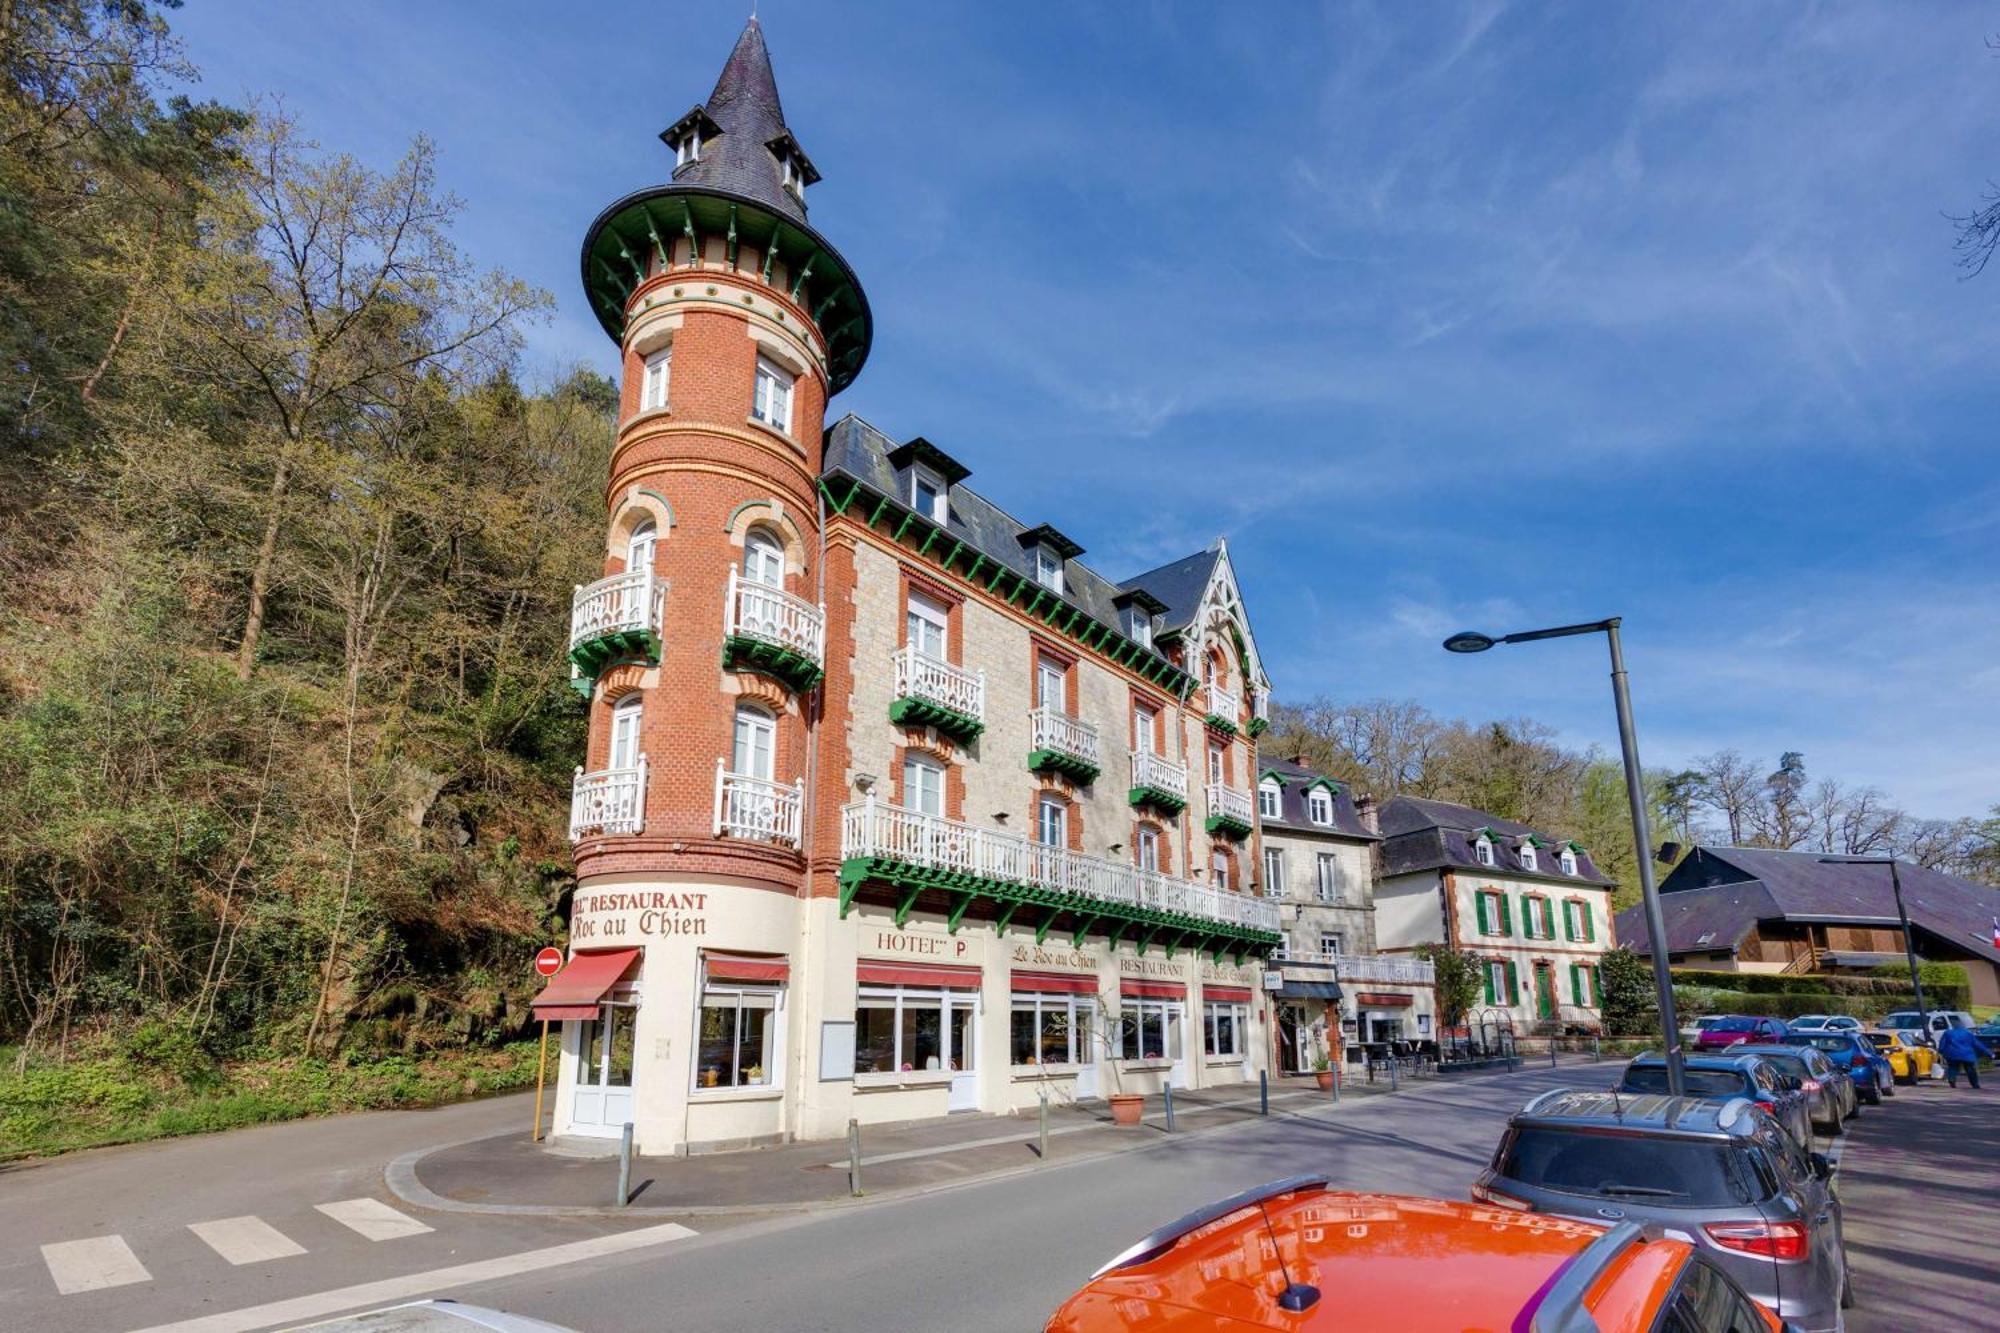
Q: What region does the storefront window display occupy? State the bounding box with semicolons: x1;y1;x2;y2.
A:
1118;999;1177;1060
1203;1001;1246;1057
1010;992;1093;1066
695;983;777;1088
855;985;975;1074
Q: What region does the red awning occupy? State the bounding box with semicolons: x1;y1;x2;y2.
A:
857;959;981;989
705;952;790;984
1121;978;1186;1000
530;948;640;1021
1355;991;1414;1008
1012;970;1097;995
1205;985;1253;1003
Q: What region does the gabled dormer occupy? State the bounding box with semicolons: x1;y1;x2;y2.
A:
1018;524;1083;596
766;130;820;204
1111;586;1166;650
886;436;970;527
659;106;722;172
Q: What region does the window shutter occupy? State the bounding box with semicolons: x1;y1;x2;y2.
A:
1482;964;1497;1007
1583;905;1596;942
1505;961;1520;1007
1569;964;1582;1003
1475;893;1491;935
1498;895;1514;937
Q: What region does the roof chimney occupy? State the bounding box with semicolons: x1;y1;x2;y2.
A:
1353;794;1380;835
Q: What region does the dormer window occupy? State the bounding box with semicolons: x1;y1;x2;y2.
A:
1474;834;1496;867
1560;847;1579;876
911;467;947;524
1307;789;1333;825
1034;545;1064;594
1258;779;1281;820
1127;608;1152;648
1519;842;1538;873
780;153;806;198
675;130;702;167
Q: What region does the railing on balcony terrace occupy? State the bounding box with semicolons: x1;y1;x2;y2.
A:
713;760;803;846
892;646;984;721
1130;749;1189;802
1204;680;1241;726
1280;950;1436;986
1029;704;1099;766
568;569;665;654
1206;782;1254;827
724;567;825;664
570;758;646;839
841;798;1280;935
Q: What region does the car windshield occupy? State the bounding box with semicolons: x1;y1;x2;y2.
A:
1708;1017;1759;1032
1620;1066;1746;1096
1496;1128;1765;1207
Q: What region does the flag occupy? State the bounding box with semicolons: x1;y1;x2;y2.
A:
1991;916;2000;950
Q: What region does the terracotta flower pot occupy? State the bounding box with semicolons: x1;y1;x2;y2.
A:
1315;1070;1335;1091
1108;1093;1145;1126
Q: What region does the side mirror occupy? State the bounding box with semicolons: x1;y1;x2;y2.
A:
1810;1152;1833;1181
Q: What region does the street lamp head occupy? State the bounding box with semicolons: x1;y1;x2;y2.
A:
1443;631;1497;654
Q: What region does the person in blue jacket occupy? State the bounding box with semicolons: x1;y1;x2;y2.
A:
1937;1023;1995;1089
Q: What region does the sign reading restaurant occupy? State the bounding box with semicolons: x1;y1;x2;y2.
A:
571;889;708;941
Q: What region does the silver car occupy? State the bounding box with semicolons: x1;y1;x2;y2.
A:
1759;1045;1857;1133
1473;1089;1852;1333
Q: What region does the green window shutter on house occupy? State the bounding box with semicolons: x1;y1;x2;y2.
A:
1482;964;1497;1006
1583;905;1596;942
1505;961;1520;1007
1562;901;1577;941
1498;895;1514;937
1475;893;1491;934
1570;964;1583;1003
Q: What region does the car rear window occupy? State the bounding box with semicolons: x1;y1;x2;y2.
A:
1758;1054;1810;1081
1709;1017;1759;1032
1792;1035;1852;1055
1496;1128;1765;1207
1619;1066;1745;1096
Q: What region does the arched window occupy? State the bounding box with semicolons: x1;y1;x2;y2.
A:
626;518;658;575
1474;834;1496;867
743;528;785;587
1519;843;1539;873
1560;847;1580;876
609;695;644;771
732;703;775;780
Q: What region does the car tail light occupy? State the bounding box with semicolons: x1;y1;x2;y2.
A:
1471;1182;1532;1210
1754;1100;1778;1116
1704;1220;1808;1261
1849;1054;1870;1068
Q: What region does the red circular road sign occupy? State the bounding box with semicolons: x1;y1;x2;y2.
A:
534;947;564;977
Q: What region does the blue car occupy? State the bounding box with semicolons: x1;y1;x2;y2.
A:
1785;1027;1894;1104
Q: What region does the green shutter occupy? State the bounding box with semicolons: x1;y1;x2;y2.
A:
1505;961;1520;1007
1570;964;1583;1003
1497;895;1514;937
1583;904;1596;942
1562;901;1576;941
1475;893;1492;934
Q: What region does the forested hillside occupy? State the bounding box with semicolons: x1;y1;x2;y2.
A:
1;3;612;1150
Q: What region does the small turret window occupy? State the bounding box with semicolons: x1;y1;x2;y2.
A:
780;153;806;198
752;356;794;434
641;346;670;412
676;130;701;167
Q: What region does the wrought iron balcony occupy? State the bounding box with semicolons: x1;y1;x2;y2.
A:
1027;704;1100;784
840;797;1281;946
1204;782;1254;838
723;567;825;692
1202;681;1241;734
568;570;665;680
1128;749;1189;815
1315;952;1437;986
570;758;647;839
713;761;804;847
889;646;985;742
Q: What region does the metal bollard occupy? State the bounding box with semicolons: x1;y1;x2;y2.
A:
847;1118;863;1197
1038;1088;1049;1159
1332;1061;1341;1103
1551;1041;1559;1069
1592;1035;1601;1062
1163;1083;1177;1133
1260;1069;1269;1115
1388;1053;1399;1092
615;1122;633;1208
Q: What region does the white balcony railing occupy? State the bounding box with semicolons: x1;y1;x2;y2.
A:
714;760;803;846
1280;951;1437;986
842;797;1280;935
724;567;825;665
570;758;647;839
892;646;984;721
569;569;665;654
1130;749;1189;802
1207;782;1254;827
1029;704;1099;767
1204;680;1240;725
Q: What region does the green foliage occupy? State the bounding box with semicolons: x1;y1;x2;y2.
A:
1670;987;1932;1021
1414;941;1485;1029
1598;947;1663;1036
1670;968;1971;1009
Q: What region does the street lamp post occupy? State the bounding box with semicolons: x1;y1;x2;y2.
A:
1819;855;1928;1041
1443;618;1686;1096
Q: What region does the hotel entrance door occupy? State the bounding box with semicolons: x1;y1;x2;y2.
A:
571;1000;636;1137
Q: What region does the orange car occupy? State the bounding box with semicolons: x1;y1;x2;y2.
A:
1046;1177;1786;1332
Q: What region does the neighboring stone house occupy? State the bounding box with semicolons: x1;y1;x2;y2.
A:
1373;796;1615;1034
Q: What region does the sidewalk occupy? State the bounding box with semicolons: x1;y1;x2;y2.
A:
397;1074;1399;1217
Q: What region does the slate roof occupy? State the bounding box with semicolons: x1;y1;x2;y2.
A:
1376;795;1612;888
669;19;811;223
1120;549;1219;636
1256;757;1377;841
822;415;1192;679
1616;845;2000;966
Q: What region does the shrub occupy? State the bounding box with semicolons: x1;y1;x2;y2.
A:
1669;968;1969;1009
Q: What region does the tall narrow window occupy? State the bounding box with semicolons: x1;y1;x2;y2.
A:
1307;789;1333;825
675;130;701;166
1316;852;1340;903
1262;847;1284;894
1036;654;1066;712
1474;835;1496;867
1207;743;1223;787
609;695;643;771
1129;610;1152;649
911;467;947;524
1560;847;1580;876
1033;545;1064;593
903;753;944;816
1258;779;1280;819
742;529;784;587
641;347;670;411
732;704;775;780
1136;826;1160;871
1037;796;1067;848
1210;850;1231;891
906;590;948;660
1520;842;1539;872
1133;703;1157;754
752;356;794;433
626;518;657;575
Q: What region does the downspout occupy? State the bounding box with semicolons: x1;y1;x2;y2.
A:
792;481;829;1122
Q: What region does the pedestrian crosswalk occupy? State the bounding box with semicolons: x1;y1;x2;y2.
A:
39;1198;434;1294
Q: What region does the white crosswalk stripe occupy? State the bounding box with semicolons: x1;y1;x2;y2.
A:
42;1234;152;1294
313;1197;433;1241
188;1215;307;1265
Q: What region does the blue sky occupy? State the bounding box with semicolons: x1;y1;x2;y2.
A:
168;2;2000;818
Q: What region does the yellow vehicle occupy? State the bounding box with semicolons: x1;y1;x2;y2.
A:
1865;1029;1937;1084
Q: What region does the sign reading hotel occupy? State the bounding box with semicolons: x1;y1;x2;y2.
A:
571;888;708;941
863;928;970;959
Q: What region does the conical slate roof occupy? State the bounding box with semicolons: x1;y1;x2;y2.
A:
667;18;815;222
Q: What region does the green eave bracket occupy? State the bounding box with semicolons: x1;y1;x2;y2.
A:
567;627;661;681
889;696;985;743
1027;748;1101;786
722;635;824;693
1245;716;1269;739
1203;713;1240;737
1128;785;1189;817
1204;812;1254;840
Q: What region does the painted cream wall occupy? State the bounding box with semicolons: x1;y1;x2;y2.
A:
1448;870;1612;1029
1373;872;1448;952
1261;829;1376;956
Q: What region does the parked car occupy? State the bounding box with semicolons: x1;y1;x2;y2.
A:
1757;1046;1856;1132
1972;1018;2000;1044
1046;1176;1785;1331
1618;1053;1815;1147
1880;1009;1975;1038
1693;1015;1790;1051
1865;1029;1938;1084
1789;1014;1862;1034
1473;1090;1850;1333
1786;1028;1895;1104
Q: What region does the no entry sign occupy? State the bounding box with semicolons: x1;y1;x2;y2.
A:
534;947;564;977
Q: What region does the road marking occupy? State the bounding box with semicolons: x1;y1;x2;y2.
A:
188;1215;308;1265
42;1234;151;1294
314;1198;433;1241
126;1221;699;1333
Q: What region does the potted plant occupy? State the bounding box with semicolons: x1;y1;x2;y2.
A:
1311;1050;1335;1092
1094;996;1145;1126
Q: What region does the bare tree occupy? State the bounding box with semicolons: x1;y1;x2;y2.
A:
1694;750;1761;845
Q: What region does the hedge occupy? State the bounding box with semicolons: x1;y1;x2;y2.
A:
1672;986;1942;1021
1670;968;1970;1010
